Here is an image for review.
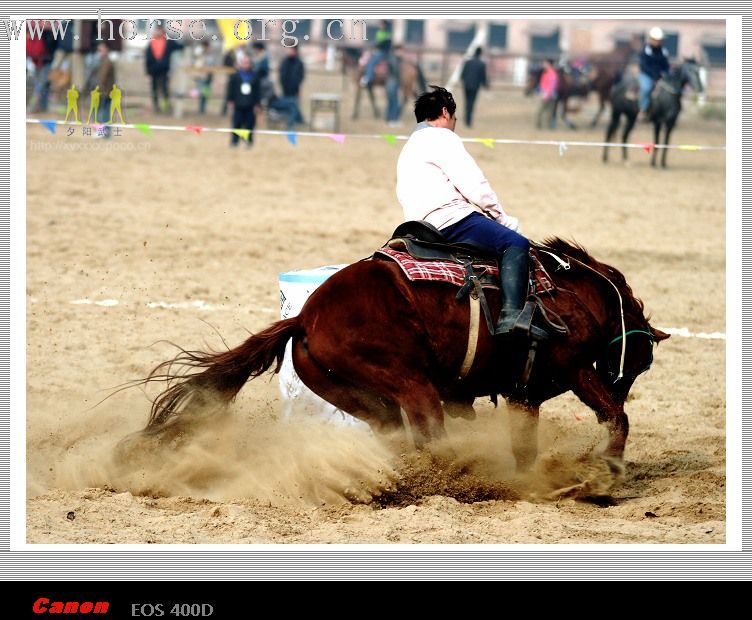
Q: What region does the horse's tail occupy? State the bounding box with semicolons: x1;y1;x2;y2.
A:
144;317;302;430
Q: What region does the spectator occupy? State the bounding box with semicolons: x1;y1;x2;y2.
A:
86;41;115;136
278;45;305;125
460;47;488;128
638;26;670;118
536;58;558;129
145;25;184;113
192;40;215;115
226;54;262;148
361;19;392;87
27;21;58;113
252;41;270;80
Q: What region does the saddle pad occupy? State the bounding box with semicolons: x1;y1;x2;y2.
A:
376;247;499;289
375;247;556;295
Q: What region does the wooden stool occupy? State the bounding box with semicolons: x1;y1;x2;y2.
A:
309;93;341;132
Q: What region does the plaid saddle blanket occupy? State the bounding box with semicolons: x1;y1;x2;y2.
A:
375;247;556;295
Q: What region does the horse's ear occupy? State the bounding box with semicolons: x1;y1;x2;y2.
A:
652;328;670;342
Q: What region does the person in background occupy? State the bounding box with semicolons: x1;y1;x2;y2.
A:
145;25;184;113
361;19;392;87
192;40;215;115
459;47;488;128
396;86;548;341
638;26;670;119
536;58;559;129
226;53;262;148
252;41;270;80
278;45;305;125
89;41;115;136
27;20;58;113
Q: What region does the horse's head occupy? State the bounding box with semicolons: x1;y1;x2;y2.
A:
596;269;671;402
681;58;704;93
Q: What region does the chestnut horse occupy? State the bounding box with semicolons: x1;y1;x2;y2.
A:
135;238;668;476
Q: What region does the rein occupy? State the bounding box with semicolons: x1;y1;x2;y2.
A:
560;255;628;380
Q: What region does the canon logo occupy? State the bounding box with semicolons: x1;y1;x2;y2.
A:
32;598;110;614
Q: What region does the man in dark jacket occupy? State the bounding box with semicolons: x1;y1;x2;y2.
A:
278;46;305;125
226;54;262;147
638;26;670;116
145;25;184;113
460;47;488;128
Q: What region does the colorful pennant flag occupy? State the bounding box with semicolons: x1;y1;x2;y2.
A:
558;142;568;157
232;129;250;141
286;131;298;146
185;125;204;135
382;134;397;145
479;138;495;149
641;143;655;154
40;120;57;134
134;123;151;136
328;133;346;144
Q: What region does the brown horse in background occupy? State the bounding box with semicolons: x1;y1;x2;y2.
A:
526;45;635;129
132;238;668;483
345;49;426;120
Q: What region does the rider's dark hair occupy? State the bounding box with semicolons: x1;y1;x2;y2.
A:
414;85;456;123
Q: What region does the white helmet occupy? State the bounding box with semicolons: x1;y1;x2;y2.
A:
649;26;664;41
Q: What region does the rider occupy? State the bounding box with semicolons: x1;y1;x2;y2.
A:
396;86;548;341
361;20;393;87
638;26;670;118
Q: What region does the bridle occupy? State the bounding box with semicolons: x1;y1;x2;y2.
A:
562;254;655;384
605;328;656;386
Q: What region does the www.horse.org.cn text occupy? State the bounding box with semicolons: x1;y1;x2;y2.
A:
12;14;371;48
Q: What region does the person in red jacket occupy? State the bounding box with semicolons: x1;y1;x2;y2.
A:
536;58;559;129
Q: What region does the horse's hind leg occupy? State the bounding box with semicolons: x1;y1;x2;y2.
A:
292;339;403;434
603;111;619;163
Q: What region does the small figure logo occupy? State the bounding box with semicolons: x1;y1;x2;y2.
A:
64;84;80;124
86;85;100;125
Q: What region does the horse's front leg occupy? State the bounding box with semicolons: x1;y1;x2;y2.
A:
569;366;629;467
506;398;540;472
621;111;637;162
662;119;676;168
651;121;660;167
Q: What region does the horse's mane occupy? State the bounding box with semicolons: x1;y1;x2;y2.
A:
538;237;645;314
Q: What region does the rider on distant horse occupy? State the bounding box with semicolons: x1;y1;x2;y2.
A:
638;27;670;119
396;86;548;341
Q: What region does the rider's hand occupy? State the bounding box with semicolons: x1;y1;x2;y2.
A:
499;214;521;233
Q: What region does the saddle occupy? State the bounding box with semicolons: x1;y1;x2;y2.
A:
381;221;566;336
388;221;497;262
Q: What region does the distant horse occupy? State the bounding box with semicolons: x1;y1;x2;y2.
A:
649;59;703;168
602;76;640;163
587;47;636;127
131;236;668;480
526;46;634;129
346;50;426;120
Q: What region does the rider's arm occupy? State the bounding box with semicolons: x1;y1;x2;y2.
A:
436;130;513;226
